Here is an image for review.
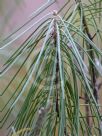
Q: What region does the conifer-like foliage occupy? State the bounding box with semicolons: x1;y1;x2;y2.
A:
1;0;102;135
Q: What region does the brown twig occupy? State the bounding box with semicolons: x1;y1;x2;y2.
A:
53;19;60;118
74;1;102;135
75;0;99;130
33;104;51;136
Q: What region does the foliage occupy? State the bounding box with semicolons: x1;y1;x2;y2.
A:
1;0;102;135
